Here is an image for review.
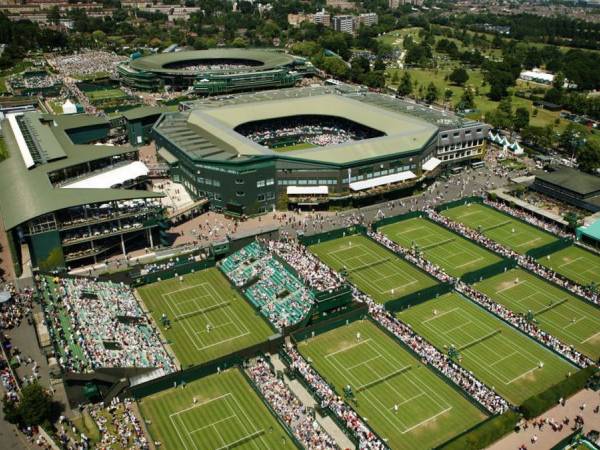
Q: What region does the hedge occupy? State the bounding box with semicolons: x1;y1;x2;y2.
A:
520;366;598;419
436;411;521;450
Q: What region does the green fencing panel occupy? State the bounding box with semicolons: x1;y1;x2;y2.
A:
372;211;424;231
386;283;454;312
526;238;573;259
291;304;369;342
299;225;367;247
460;259;518;284
131;258;216;286
435;196;484;212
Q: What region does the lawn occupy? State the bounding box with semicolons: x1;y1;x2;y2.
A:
398;292;575;405
138;368;296;450
86;88;127;101
538;245;600;287
474;269;600;359
297;320;486;450
441;202;558;254
309;234;439;304
136;268;274;368
0;138;8;161
272;142;315;152
380;217;501;277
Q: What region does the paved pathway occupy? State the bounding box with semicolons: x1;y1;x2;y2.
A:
488;389;600;450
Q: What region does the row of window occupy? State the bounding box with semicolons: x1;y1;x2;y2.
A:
440;128;483;139
438;140;484;153
198;177;221;187
256;178;275;188
350;164;417;182
440;148;482;161
280;179;338;186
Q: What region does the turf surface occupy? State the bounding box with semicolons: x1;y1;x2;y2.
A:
474;269;600;359
441;203;557;254
538;245;600;287
380;217;501;277
139;368;296;450
309;234;439;304
298;320;486;450
86;88;127;100
136;268;274;367
397;292;575;404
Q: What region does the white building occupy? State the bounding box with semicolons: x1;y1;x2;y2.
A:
332;15;354;34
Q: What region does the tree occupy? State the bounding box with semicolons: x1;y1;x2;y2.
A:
373;58;386;72
577;141;600;174
444;89;453;105
425;82;439;104
47;6;61;26
4;383;54;428
397;71;412;97
391;71;399;85
448;67;469;86
457;86;476;110
563;211;582;232
513;107;530;132
486;96;514;130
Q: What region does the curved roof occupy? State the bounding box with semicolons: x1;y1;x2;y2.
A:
128;49;297;75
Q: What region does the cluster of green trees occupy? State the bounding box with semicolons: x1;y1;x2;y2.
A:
2;383;55;429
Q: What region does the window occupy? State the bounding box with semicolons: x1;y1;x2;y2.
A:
266;178;275;186
267;192;275;200
236;191;245;197
213;180;220;187
257;194;265;201
235;179;244;185
257;180;265;188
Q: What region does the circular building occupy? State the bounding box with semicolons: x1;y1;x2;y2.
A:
117;48;313;94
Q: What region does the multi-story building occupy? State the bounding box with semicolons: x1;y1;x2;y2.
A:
332;15;355;34
357;12;378;27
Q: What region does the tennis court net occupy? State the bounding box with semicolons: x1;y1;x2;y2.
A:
173;301;231;322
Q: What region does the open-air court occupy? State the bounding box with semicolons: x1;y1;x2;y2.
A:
380;217;501;277
136;268;274;367
298;320;486;450
539;245;600;287
474;269;600;359
441;203;558;254
398;292;575;404
138;369;297;450
309;234;438;304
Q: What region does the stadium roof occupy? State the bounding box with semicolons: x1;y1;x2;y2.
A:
535;167;600;196
577;219;600;243
156;94;438;166
0;112;161;230
127;49;297;75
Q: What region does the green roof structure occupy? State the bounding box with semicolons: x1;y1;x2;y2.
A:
535;167;600;197
0;112;161;230
577;219;600;244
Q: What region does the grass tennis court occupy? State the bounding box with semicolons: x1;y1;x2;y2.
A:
310;234;439;304
137;268;274;367
538;245;600;286
86;88;127;101
442;203;557;254
380;217;501;277
474;269;600;359
298;320;486;449
398;293;575;404
139;368;296;450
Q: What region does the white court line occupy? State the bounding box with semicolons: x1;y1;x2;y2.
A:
507;366;538;384
164;282;213;297
347;354;382;370
581;331;600;344
496;280;526;294
325;338;372;358
170;393;231;417
422;308;459;324
189;415;237;435
401;407;452;434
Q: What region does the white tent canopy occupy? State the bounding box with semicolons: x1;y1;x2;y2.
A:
287;186;329;195
349;171;416;191
62;161;149;189
422;157;442;171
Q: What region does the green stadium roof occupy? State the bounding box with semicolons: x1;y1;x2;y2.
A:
156;94;438;167
535;167;600;196
0;112;161;230
127;49;297;75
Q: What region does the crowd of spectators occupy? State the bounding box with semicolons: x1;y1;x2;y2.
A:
426;208;599;306
0;286;34;330
47;51;127;78
140;251;209;276
247;357;338;450
264;239;344;292
237;116;381;149
174;62;252;72
455;282;592;368
56;398;149;449
283;345;387;450
39;276;175;374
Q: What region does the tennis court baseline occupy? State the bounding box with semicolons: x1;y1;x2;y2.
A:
310;234;438;304
137;268;274;367
380;217;501;277
139;368;297;450
398;292;575;404
442;203;557;254
474;269;600;359
538;245;600;286
298;320;485;450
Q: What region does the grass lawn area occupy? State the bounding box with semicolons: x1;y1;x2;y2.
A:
309;234;438;304
398;292;575;404
474;269;600;359
441;202;558;254
538;245;600;287
86;88;127;101
139;368;296;450
380;216;501;277
298;319;487;450
272;142;315;152
136;268;274;368
0;138;8;161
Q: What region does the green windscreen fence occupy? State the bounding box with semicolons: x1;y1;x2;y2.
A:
435;196;483;212
386;283;454;312
299;225;367;246
130;258;216;286
291;304;368;342
526;238;573;259
460;259;518;284
372;211;424;231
